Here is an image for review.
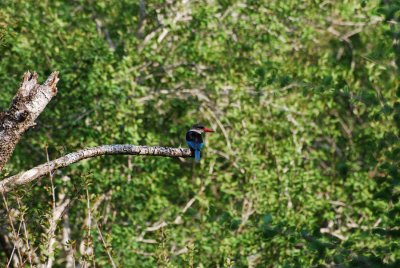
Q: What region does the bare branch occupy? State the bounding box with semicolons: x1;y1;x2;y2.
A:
1;192;23;266
0;72;59;171
0;145;192;193
96;223;117;268
44;196;71;268
79;190;112;262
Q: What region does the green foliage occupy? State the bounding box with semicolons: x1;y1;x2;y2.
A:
0;0;400;267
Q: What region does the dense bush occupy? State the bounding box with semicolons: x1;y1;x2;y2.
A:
0;0;399;266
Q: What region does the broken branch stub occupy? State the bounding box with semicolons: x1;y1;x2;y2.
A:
0;72;59;171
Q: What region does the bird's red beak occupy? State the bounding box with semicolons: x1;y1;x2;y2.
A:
204;127;215;133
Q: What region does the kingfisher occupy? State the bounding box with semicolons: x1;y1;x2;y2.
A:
186;124;214;162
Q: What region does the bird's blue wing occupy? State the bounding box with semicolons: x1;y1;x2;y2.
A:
187;141;203;162
187;141;195;150
187;141;203;150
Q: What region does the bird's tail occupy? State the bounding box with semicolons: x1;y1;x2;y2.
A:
195;150;201;162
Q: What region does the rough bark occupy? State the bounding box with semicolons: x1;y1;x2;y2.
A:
0;145;192;193
0;72;59;171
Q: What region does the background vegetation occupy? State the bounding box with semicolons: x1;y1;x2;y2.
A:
0;0;399;267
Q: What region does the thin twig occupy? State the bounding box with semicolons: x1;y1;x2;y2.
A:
96;223;117;268
16;198;34;267
1;191;23;266
46;146;56;219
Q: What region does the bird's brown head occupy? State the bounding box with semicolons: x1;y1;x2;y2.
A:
192;124;215;133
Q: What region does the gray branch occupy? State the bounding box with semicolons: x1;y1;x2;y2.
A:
0;72;194;194
0;72;59;171
0;145;192;193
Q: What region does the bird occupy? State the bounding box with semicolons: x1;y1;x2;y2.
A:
186;124;214;162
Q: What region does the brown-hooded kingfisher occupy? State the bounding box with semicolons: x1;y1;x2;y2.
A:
186;124;214;162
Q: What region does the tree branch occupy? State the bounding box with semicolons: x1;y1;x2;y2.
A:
0;72;59;171
0;145;192;193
